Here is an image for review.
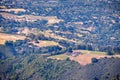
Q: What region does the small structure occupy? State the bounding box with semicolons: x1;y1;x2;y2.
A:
71;51;82;57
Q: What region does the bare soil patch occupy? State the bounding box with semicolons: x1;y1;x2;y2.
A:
69;53;120;66
69;53;106;65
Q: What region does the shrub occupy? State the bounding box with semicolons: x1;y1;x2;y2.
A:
91;58;98;63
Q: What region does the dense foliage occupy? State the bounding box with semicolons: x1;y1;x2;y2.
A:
0;0;120;54
0;54;80;80
0;54;120;80
0;0;120;80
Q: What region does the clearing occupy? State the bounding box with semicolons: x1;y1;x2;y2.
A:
69;50;107;65
78;50;107;55
48;54;68;60
69;53;107;66
48;50;120;66
0;33;26;45
31;40;59;47
0;12;63;25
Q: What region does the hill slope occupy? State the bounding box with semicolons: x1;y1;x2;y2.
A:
0;54;120;80
0;0;120;53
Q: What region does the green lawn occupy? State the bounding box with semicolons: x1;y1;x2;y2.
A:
79;50;107;55
48;54;68;60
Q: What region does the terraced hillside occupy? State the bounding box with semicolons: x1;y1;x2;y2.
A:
0;0;120;80
0;0;120;54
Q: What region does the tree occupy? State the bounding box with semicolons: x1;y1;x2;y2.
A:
40;20;48;25
5;41;17;55
107;51;113;55
66;57;70;61
91;58;98;63
5;41;13;47
27;33;36;40
35;39;39;43
87;45;93;50
77;44;86;50
68;46;73;53
94;77;99;80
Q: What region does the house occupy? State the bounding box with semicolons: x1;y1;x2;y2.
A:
72;51;82;57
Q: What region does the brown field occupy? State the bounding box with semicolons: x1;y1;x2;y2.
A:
0;33;26;44
0;8;26;13
69;50;120;65
48;50;120;66
0;6;6;9
69;53;106;65
48;53;108;66
0;12;63;25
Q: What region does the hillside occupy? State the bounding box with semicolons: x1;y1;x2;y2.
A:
0;54;80;80
0;54;120;80
61;57;120;80
0;0;120;54
0;0;120;80
0;33;25;44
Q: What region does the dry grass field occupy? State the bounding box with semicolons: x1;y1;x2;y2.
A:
69;53;106;65
48;50;120;66
0;12;63;25
0;33;26;44
31;40;59;47
48;54;68;60
78;50;107;55
69;50;120;65
48;53;107;66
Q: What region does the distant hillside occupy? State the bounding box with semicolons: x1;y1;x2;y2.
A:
0;54;120;80
0;0;120;80
0;0;120;54
0;45;15;59
0;54;80;80
62;57;120;80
